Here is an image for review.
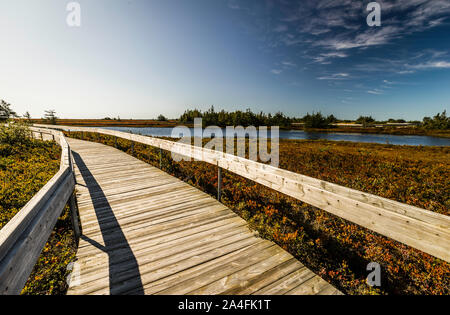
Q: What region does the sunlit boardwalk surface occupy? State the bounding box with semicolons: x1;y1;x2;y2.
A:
66;138;341;295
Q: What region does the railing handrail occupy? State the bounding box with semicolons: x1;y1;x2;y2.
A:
0;127;76;295
33;124;450;263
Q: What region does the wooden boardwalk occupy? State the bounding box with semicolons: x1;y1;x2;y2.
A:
66;138;341;295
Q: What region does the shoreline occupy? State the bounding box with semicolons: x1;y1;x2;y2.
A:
25;119;450;139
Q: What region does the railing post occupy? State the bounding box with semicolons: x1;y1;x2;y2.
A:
217;167;222;201
39;132;43;140
69;192;81;243
159;148;162;169
115;137;118;148
131;142;134;156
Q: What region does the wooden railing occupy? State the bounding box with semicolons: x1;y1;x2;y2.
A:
0;127;80;295
34;124;450;263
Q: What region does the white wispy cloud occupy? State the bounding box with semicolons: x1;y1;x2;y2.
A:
228;0;450;80
281;61;297;67
367;89;384;95
227;0;240;10
317;73;350;80
312;52;348;64
408;61;450;69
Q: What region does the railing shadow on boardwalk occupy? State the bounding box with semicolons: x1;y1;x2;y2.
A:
72;151;144;295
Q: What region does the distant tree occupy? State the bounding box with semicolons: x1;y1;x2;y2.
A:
423;110;450;130
303;112;333;129
157;114;168;122
388;118;406;123
43;110;58;125
179;109;203;123
0;100;17;121
356;115;375;127
327;114;338;124
104;117;112;120
23;111;31;120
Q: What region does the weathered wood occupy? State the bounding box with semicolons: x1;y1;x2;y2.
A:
35;124;450;262
0;171;75;294
69;194;81;241
0;127;76;295
217;167;222;201
64;139;338;295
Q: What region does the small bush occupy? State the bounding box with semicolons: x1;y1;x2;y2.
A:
0;122;31;146
423;111;450;130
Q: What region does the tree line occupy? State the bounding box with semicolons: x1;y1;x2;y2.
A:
1;100;449;130
0;100;57;124
179;106;292;128
178;106;449;130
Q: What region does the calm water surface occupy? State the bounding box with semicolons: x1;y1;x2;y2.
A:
102;127;450;146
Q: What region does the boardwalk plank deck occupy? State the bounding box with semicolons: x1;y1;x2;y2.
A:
66;138;340;295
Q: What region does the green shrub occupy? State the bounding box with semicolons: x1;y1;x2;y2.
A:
0;122;31;146
423;111;450;130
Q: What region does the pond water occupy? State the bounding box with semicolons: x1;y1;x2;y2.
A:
102;126;450;146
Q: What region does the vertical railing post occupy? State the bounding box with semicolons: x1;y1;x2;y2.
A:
69;192;81;243
131;142;134;156
39;132;43;140
217;167;222;201
159;148;162;169
115;137;118;148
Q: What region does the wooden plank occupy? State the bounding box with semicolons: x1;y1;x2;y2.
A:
220;258;303;295
169;246;291;295
128;240;272;295
64;139;339;295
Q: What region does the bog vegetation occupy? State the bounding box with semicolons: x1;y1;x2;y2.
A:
66;131;450;295
0;123;77;295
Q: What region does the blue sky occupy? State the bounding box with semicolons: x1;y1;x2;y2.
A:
0;0;449;120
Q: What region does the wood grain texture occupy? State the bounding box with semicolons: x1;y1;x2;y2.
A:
65;138;339;295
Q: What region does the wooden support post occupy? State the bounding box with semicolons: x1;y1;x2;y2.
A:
81;132;84;140
39;132;43;140
69;193;81;243
131;142;134;156
217;167;222;201
52;134;55;141
115;137;118;148
159;148;162;169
